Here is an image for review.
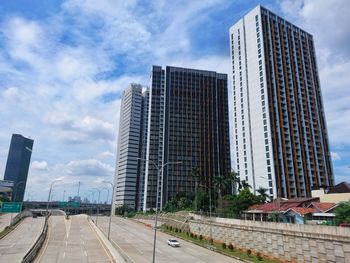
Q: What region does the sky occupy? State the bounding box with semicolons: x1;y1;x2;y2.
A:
0;0;349;202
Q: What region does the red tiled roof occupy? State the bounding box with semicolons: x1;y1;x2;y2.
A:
308;202;337;212
286;207;315;216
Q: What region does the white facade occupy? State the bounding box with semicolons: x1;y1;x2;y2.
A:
230;6;276;198
114;84;143;208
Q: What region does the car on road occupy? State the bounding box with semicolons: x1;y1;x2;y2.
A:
167;239;180;247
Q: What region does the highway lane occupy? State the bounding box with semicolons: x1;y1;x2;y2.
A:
0;216;44;262
98;216;241;263
36;214;111;263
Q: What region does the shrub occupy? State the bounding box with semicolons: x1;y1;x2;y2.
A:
186;232;189;236
222;243;227;249
175;228;178;233
179;229;182;233
169;226;173;231
209;238;213;244
199;235;203;240
247;249;252;257
257;252;263;261
190;233;194;238
228;243;234;251
194;234;197;239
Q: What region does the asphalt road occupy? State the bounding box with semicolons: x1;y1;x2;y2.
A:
0;216;44;262
35;214;112;263
97;216;241;263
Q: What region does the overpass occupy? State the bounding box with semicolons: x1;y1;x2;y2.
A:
23;201;111;215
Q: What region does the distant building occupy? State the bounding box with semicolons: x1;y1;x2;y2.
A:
3;134;34;202
230;5;334;199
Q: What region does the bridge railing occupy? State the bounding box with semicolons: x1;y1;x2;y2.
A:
21;214;49;263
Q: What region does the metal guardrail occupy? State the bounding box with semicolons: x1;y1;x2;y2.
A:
21;215;49;263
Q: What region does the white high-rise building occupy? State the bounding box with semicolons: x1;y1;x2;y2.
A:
114;84;143;208
230;6;334;199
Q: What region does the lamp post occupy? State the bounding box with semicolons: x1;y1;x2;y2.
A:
92;188;107;226
103;181;115;240
199;184;213;249
46;180;61;213
137;158;181;263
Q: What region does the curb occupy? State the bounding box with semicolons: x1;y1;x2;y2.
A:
87;216;130;263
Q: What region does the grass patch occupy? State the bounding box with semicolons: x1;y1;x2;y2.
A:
160;225;279;263
0;217;23;239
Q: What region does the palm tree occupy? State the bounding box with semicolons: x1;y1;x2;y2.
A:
256;187;269;203
190;167;201;192
227;170;240;195
213;175;230;198
240;180;251;190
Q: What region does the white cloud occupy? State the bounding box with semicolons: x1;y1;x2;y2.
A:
65;158;114;177
331;152;341;161
31;160;49;171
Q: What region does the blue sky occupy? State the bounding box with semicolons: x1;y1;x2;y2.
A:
0;0;349;201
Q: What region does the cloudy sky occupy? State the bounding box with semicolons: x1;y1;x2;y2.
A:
0;0;349;202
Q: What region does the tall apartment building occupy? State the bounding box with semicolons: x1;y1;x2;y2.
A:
114;84;143;208
142;65;231;211
229;6;334;199
3;134;34;202
114;66;231;211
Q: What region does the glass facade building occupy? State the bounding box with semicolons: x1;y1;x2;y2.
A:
3;134;34;202
114;66;231;211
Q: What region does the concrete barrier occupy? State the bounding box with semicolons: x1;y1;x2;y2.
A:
87;217;134;263
22;215;48;263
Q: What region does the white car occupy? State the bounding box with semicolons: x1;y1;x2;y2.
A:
167;239;180;247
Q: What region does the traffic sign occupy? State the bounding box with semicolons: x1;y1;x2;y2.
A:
58;201;68;208
0;202;22;213
69;201;80;208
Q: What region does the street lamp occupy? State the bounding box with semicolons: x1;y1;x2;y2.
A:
103;181;115;240
137;157;181;263
198;184;213;249
46;180;61;212
92;187;107;226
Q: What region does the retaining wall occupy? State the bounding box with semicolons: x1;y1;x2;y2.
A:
189;214;350;263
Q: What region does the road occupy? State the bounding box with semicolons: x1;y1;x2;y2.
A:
35;214;111;263
0;216;44;262
98;216;241;263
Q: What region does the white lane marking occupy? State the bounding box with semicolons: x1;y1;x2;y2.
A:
64;217;71;238
65;241;67;246
85;251;88;257
63;252;66;258
83;240;85;245
135;247;143;254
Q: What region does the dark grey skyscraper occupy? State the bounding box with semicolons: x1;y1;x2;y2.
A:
4;134;34;202
114;66;231;211
143;66;231;211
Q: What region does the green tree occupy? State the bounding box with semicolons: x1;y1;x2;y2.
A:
190;167;201;192
240;180;251;190
334;202;350;225
228;188;259;217
256;187;269;203
227;170;241;195
213;175;230;198
194;190;210;212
